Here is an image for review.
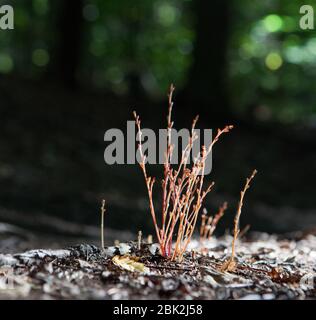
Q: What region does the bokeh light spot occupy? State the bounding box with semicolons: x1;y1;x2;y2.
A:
33;0;49;15
263;14;283;32
32;49;50;67
0;54;14;74
178;39;193;55
106;66;124;84
156;3;178;27
284;46;304;64
90;41;106;57
83;4;99;22
265;52;283;70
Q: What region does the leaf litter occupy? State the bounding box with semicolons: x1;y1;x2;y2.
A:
0;232;315;300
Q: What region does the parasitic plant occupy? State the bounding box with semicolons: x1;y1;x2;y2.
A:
221;169;257;272
133;84;233;261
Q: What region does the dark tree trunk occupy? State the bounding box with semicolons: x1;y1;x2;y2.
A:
181;0;230;121
52;0;84;89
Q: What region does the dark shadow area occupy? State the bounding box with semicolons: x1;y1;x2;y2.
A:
0;0;316;244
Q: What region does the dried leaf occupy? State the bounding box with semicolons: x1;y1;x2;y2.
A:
220;258;237;272
112;255;149;273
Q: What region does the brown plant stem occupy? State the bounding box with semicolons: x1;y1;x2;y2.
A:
222;169;257;272
100;200;106;250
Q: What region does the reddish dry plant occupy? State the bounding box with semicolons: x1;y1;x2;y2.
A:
133;84;233;261
100;199;106;250
221;169;257;272
200;202;228;242
238;224;251;238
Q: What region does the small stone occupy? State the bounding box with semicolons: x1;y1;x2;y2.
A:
118;243;131;255
101;271;111;278
104;246;117;257
149;244;160;255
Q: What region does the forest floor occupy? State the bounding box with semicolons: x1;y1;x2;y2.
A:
0;231;315;300
1;78;316;300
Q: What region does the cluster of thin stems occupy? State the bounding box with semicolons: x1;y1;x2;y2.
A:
133;84;233;261
221;169;257;272
200;202;227;242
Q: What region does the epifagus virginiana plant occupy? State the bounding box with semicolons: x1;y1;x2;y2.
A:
200;202;228;242
133;84;233;261
221;169;257;272
100;200;106;250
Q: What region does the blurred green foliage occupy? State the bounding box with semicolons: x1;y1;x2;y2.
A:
80;0;194;96
0;0;52;76
230;0;316;123
0;0;316;123
0;0;194;95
